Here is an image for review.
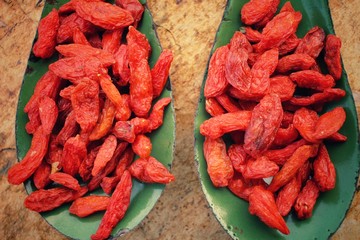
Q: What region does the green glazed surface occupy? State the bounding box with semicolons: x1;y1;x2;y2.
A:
194;0;359;239
15;0;175;239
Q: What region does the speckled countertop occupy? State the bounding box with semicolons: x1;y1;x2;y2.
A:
0;0;359;239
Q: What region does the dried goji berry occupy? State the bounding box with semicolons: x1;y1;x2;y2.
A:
280;1;295;13
8;126;50;185
56;111;79;145
276;54;316;73
33;8;59;59
297;161;312;185
61;134;87;177
294;179;320;219
74;0;134;30
112;120;136;143
102;29;123;54
268;75;296;101
216;94;241;113
99;74;130;121
33;161;51;189
57;13;96;44
288;88;346;107
203;137;234;187
92;135;118;176
229;31;252;52
151;49;174;98
91;171;132;240
143;156;175;184
200;111;252;139
225;47;251;93
128;156;175;184
290;70;335;91
24;186;88;212
228;172;254;201
325;34;342;80
241;0;279;26
278;34;300;56
79;146;99;182
244;94;283;158
254;11;302;53
116;94;132;121
244;27;262;43
248;185;290;235
115;146;134;177
326;132;347;142
25;71;62;115
38;96;58;135
227;144;247;173
148;97;172;131
49;172;81;191
25;71;62;134
89;98;116;141
255;0;280;27
113;44;130;86
250;48;279;96
271;124;299;148
313;144;336;192
49;57;107;83
264;139;307;166
204;45;229;98
268;144;318;192
25;107;42;135
132;134;152;158
127;157;146;180
205;98;226;117
56;44;115;67
130;117;151;135
71;78;100;133
242;156;279;179
46;135;63;173
313;107;346;140
88;142;128;191
127;26;151;67
295;26;325;59
69;195;110;218
276;176;301;216
115;0;144;28
129;58;153;117
293;107;319;143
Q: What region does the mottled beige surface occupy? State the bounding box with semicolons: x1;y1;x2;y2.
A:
0;0;359;239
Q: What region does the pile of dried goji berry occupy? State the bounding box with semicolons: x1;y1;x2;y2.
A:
8;0;175;239
200;0;345;235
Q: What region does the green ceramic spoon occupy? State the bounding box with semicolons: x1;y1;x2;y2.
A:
194;0;359;239
15;1;175;239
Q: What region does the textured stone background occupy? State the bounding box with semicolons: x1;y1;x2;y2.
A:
0;0;359;239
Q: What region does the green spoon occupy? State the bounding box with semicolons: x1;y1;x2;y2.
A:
194;0;359;239
15;1;175;239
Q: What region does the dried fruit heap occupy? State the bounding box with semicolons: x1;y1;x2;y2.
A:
200;0;345;235
8;0;175;239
